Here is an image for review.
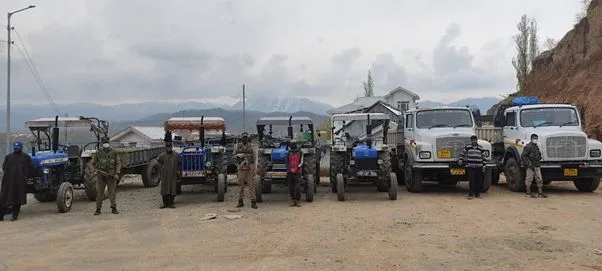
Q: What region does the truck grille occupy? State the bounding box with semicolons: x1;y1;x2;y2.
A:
436;137;470;159
545;136;586;158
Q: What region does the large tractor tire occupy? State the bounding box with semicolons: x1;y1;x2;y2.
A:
330;152;345;193
336;173;345;201
303;153;317;193
504;158;525;192
388;173;398;200
83;163;98;201
142;159;161;187
34;192;57;203
376;151;392;192
254;175;263;202
314;149;321;191
482;167;492;193
574;177;601;192
404;158;423;193
217;174;227;202
306;174;315;202
257;154;272;193
57;182;74;213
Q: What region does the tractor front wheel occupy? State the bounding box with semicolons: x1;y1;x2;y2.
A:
57;182;74;213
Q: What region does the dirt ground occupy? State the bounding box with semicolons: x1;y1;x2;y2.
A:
1;175;602;271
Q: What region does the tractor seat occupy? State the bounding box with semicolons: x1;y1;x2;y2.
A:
67;145;81;157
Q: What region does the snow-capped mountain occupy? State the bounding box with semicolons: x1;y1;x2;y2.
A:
230;96;333;114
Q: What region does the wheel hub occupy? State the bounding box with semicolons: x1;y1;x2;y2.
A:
65;188;73;207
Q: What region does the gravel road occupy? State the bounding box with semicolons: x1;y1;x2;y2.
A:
1;175;602;271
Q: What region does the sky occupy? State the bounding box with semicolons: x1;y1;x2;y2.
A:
0;0;586;108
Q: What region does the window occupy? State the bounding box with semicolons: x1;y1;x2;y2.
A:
405;114;414;128
397;101;409;112
415;109;473;129
519;107;579;127
505;112;517;126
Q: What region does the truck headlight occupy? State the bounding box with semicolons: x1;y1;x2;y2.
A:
483;150;490;158
377;159;383;164
419;151;431;159
206;161;212;167
43;168;50;174
349;160;355;165
590;149;601;158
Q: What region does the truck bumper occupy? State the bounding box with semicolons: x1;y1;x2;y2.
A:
539;162;602;181
412;162;496;181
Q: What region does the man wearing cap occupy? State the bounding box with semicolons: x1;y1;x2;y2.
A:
521;133;547;198
91;137;122;215
157;137;179;208
0;142;35;221
458;135;487;199
233;132;258;209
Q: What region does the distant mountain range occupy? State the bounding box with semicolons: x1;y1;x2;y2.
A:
417;97;501;113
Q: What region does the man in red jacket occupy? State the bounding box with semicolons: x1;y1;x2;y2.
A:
286;140;304;207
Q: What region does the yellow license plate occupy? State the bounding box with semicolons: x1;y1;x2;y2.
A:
269;172;287;178
437;150;452;158
564;168;578;176
450;168;465;175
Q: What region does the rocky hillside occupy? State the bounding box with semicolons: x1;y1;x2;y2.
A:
524;0;602;138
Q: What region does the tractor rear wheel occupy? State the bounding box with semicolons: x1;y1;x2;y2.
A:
306;174;315;202
254;175;263;202
83;164;98;201
217;174;226;202
336;173;345;201
388;173;398;200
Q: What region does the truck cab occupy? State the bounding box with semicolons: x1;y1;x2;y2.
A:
401;106;495;192
494;97;602;192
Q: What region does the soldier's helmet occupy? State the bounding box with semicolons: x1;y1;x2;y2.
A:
101;137;110;144
241;132;249;138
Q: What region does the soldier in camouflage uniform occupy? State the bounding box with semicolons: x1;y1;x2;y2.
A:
233;132;257;209
92;137;122;215
521;133;547;198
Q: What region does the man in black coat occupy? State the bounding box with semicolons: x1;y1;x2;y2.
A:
0;142;36;221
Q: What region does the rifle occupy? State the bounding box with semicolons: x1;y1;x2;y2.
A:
95;169;119;180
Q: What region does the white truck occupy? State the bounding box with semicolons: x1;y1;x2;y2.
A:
489;96;602;192
399;106;496;192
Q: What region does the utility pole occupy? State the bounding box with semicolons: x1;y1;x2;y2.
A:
242;84;246;132
5;5;35;155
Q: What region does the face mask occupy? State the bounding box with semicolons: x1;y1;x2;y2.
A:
102;143;110;148
242;138;248;144
532;139;538;144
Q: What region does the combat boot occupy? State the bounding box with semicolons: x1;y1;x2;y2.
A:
236;199;244;208
111;206;119;214
525;187;532;198
538;193;548;198
295;200;301;207
251;200;258;209
94;208;101;215
290;199;297;207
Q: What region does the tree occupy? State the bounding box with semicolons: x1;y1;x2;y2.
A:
362;69;374;97
511;15;539;94
543;38;557;50
575;0;592;23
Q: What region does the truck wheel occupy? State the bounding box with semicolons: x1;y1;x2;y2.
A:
142;159;161;187
57;182;74;213
217;174;226;202
306;174;315;202
504;158;525;192
34;192;57;202
336;173;345;201
404;161;423;193
482;167;492;193
388;173;398;200
254;175;263;202
573;177;601;192
83;164;98;201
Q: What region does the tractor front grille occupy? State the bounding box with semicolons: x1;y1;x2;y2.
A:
436;137;471;159
354;159;378;170
546;136;586;159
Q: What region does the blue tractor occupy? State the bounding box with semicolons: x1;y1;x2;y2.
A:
24;116;109;213
329;113;398;201
255;116;321;203
164;117;228;202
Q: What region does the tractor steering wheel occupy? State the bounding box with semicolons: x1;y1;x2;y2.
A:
58;144;70;153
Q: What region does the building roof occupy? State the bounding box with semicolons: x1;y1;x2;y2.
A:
383;86;420;100
327;97;383;115
110;126;179;142
364;100;403;116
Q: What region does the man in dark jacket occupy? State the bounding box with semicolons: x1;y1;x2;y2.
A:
286;139;304;207
157;140;179;208
521;134;547;198
0;142;36;221
458;135;487;199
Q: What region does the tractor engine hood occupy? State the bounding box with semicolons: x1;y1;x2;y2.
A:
352;144;378;160
29;151;69;168
271;146;289;161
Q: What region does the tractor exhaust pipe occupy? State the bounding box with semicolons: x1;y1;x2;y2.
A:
287;116;294;140
52;115;59;153
200;116;205;148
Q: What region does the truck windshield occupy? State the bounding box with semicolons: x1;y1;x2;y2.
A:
520;107;579;127
416;109;473;129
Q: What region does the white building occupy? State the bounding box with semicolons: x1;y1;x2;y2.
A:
110;126;178;148
327;86;420;115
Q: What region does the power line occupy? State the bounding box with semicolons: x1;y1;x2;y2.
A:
12;28;61;114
